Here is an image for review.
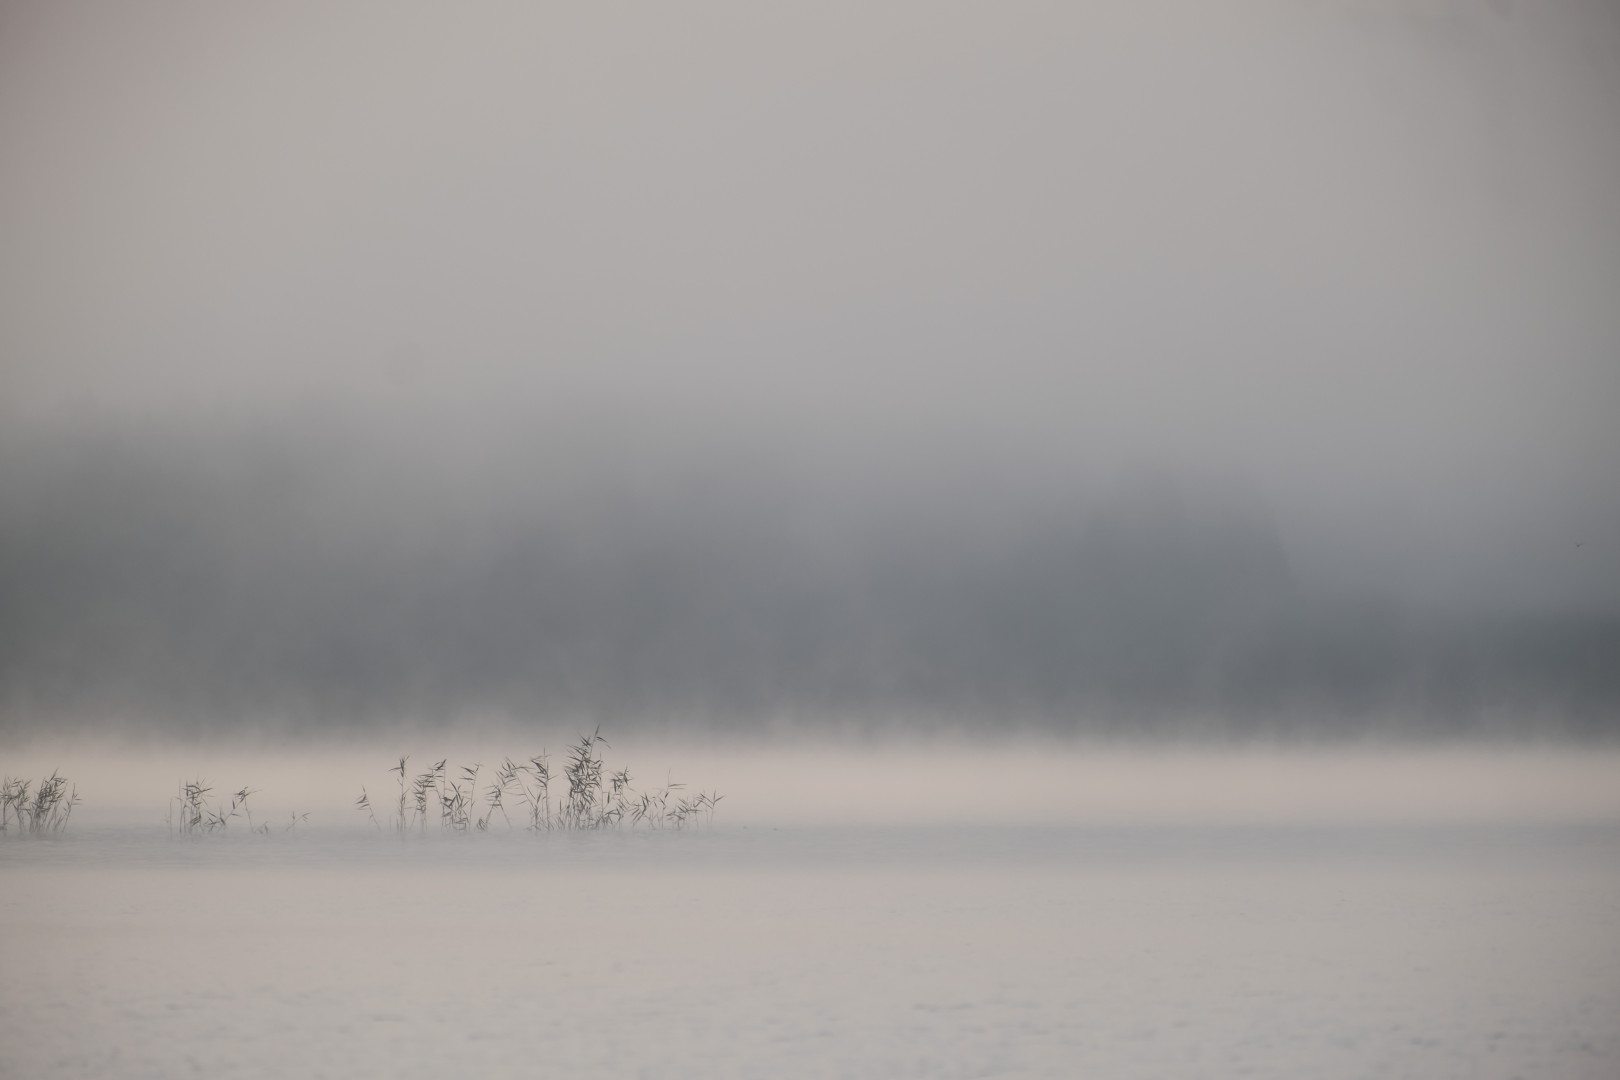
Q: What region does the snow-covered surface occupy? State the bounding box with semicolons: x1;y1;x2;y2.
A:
3;822;1616;1079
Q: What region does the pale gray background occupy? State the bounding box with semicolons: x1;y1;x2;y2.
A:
2;0;1617;734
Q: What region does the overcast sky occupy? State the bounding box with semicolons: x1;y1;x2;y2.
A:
1;1;1617;733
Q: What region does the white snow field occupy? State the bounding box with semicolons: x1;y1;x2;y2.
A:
2;747;1618;1079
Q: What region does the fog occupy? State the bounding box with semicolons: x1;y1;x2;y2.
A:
2;419;1617;735
2;0;1618;739
9;9;1620;1080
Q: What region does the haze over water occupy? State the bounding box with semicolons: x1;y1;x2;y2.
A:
2;2;1618;1078
3;0;1618;738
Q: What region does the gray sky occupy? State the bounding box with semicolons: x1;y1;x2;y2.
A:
1;1;1617;733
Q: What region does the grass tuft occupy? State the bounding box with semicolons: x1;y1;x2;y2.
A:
357;730;721;834
0;771;80;835
171;780;290;836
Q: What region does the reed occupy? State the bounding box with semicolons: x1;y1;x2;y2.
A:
0;771;80;835
357;730;722;833
171;781;276;835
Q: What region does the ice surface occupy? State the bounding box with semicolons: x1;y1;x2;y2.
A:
3;822;1616;1079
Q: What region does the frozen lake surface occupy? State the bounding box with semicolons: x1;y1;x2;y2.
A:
3;823;1617;1079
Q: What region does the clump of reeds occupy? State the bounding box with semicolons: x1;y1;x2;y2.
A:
357;730;722;834
170;780;273;836
0;771;80;835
